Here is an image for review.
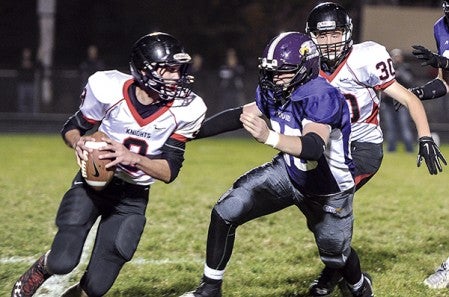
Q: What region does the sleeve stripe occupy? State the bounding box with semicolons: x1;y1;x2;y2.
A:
82;114;100;124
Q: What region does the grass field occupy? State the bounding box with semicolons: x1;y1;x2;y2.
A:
1;134;449;297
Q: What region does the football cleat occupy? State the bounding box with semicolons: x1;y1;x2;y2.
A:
349;273;373;297
424;258;449;289
180;277;222;297
308;267;343;296
11;252;51;297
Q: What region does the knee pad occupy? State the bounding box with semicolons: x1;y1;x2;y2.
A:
317;236;351;269
316;225;352;269
214;188;253;224
114;214;146;261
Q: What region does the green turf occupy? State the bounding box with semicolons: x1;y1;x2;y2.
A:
1;134;449;296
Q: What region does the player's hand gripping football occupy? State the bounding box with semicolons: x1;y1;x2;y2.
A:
73;134;97;168
95;137;141;168
417;136;447;175
412;45;449;69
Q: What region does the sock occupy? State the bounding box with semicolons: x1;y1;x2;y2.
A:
348;275;364;292
204;264;225;282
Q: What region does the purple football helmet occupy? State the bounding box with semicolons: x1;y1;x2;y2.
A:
258;31;320;102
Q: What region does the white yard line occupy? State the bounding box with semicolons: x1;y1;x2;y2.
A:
4;218;202;296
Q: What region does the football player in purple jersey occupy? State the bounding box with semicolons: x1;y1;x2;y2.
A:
181;31;373;297
410;1;449;290
11;32;206;297
407;1;449;102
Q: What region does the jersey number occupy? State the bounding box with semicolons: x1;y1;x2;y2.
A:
272;121;318;172
376;58;395;80
122;137;148;173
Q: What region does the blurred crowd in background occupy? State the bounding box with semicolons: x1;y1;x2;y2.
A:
1;0;448;144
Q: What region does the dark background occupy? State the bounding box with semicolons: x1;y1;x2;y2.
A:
1;0;362;70
0;0;447;139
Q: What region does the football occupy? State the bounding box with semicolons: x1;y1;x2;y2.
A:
81;131;116;191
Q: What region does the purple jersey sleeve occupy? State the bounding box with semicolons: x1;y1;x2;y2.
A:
434;17;449;56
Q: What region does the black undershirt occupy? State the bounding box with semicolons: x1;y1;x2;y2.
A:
128;83;168;118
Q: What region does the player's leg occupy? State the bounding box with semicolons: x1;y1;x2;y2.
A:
339;248;373;297
77;184;148;297
352;142;383;191
181;156;297;297
309;142;382;296
302;189;372;296
11;173;98;297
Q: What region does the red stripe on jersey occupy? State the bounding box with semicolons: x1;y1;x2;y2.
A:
171;133;188;142
364;101;379;125
374;78;395;91
123;79;174;127
82;114;100;124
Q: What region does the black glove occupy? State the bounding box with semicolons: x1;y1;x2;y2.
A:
417;136;447;175
412;45;449;69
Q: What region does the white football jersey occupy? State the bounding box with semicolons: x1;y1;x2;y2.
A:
80;70;207;186
320;41;396;143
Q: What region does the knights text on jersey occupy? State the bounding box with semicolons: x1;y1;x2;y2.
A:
80;70;207;186
255;77;354;195
434;16;449;58
319;41;395;144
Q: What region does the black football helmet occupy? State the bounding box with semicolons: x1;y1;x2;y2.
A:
305;2;353;71
129;32;193;101
258;31;320;102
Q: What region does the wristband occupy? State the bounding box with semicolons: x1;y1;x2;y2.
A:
264;130;280;148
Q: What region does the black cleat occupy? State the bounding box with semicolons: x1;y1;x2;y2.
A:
309;267;343;297
180;277;222;297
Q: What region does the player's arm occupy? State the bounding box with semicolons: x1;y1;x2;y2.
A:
407;45;449;101
240;111;328;160
61;110;100;167
194;102;260;139
409;76;448;101
383;81;446;174
61;110;96;148
384;81;431;137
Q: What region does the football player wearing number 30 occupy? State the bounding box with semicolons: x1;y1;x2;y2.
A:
11;32;206;297
305;2;447;296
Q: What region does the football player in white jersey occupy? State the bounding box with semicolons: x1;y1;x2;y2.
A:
305;2;446;296
11;32;206;297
